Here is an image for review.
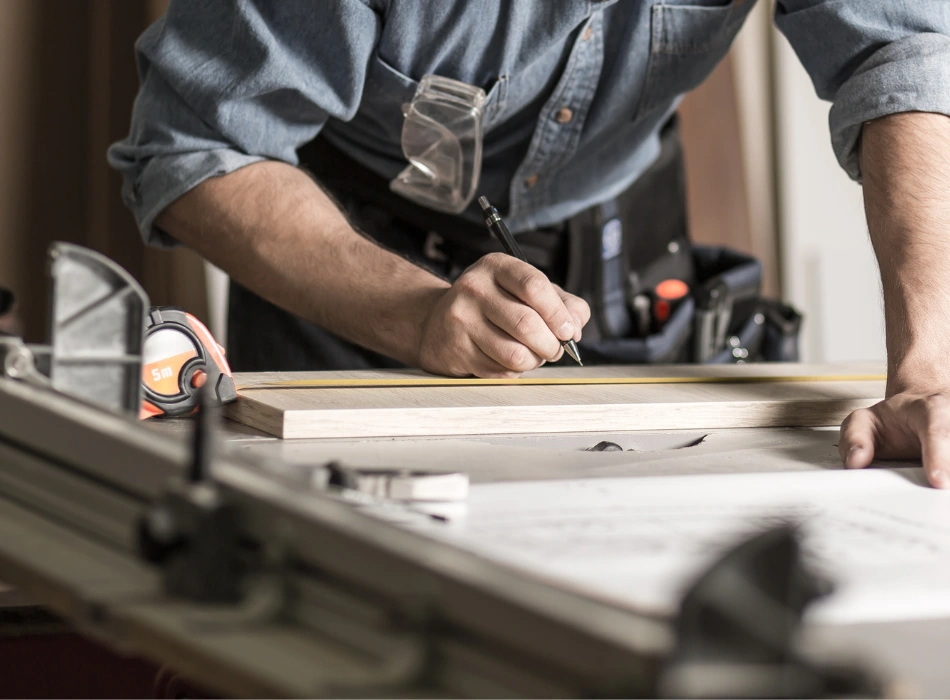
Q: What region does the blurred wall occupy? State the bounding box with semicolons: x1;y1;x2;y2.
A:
0;1;32;317
680;0;779;297
0;0;207;343
0;0;90;341
731;0;779;297
773;32;885;363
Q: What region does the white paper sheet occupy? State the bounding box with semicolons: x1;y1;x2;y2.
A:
406;468;950;625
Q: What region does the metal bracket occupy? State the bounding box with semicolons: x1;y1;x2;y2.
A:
0;338;50;387
0;244;149;416
138;388;248;604
661;526;883;698
46;243;149;416
139;484;245;604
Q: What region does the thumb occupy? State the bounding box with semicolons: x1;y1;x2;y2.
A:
839;408;877;469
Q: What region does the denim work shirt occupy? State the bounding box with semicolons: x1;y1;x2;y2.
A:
109;0;950;247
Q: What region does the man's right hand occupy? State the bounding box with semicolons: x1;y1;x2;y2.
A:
416;253;591;378
156;162;589;376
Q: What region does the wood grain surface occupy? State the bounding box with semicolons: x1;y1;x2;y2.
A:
225;363;886;439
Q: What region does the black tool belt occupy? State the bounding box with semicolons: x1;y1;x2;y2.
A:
299;119;802;366
300;137;565;276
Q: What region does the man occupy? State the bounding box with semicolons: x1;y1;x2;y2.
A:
110;1;950;487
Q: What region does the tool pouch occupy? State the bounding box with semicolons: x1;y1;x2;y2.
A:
564;243;801;365
692;246;802;364
559;118;802;366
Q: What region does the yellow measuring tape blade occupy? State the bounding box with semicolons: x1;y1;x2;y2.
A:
236;373;887;391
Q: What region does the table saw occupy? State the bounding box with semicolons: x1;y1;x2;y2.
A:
0;243;939;698
0;365;945;698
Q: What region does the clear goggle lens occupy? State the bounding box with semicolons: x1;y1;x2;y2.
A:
390;75;486;214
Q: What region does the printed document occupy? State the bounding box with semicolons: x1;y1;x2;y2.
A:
411;468;950;625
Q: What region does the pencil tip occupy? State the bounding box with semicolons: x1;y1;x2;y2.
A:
563;340;582;366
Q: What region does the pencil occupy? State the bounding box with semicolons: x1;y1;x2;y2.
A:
477;196;583;366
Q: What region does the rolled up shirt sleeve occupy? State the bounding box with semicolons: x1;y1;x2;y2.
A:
108;0;382;246
774;0;950;181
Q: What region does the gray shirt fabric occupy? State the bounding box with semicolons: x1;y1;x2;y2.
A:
108;0;950;247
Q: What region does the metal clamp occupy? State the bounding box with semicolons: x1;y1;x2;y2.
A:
0;338;51;387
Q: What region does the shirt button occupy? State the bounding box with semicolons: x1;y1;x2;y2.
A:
524;174;539;189
582;26;593;42
555;107;574;124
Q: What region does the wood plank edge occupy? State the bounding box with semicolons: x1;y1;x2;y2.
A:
224;397;287;438
274;398;880;440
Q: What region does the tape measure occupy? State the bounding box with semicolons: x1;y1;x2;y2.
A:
141;307;237;419
236;372;887;392
316;463;470;503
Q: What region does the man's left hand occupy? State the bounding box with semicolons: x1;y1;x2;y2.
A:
841;112;950;489
839;386;950;489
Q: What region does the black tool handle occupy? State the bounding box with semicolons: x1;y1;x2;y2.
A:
478;196;528;263
0;287;14;317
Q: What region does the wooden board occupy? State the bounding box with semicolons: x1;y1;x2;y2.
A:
224;363;887;440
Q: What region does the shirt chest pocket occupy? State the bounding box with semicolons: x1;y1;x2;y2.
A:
636;0;757;117
357;54;507;157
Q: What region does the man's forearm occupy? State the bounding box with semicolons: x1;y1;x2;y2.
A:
155;161;449;365
861;112;950;393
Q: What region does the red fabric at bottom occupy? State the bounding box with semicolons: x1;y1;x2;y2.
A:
0;633;159;699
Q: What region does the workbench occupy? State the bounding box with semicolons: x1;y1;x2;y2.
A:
0;368;942;697
213;421;941;697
